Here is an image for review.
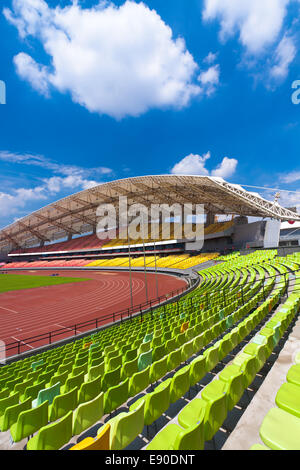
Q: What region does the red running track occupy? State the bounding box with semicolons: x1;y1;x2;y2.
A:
0;270;187;357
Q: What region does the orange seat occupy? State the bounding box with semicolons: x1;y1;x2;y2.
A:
69;423;110;450
180;321;189;334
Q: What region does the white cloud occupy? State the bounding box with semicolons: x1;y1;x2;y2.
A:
211;156;238;178
5;0;202;119
171;152;210;176
202;0;298;86
198;64;220;96
0;150;112;178
44;175;100;193
203;51;218;64
203;0;290;55
0;150;106;221
171;151;238;179
279;170;300;183
269;34;296;81
13;52;50;96
0;186;47;217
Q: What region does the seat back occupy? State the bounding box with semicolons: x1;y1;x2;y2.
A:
0;397;31;432
121;358;138;380
104;379;129;415
27;410;73;450
144;378;171;425
181;342;194;363
36;382;60;407
128;366;150;397
174;420;204;451
109;400;145;450
87;362;105;381
167;349;182;371
152;344;166;362
72;392;104;436
78;376;102;405
70;423;110;450
138;350;152;372
50;387;78;422
149;356;168;383
170;366;190;404
13;401;48;442
189;355;207;387
0;392;19;417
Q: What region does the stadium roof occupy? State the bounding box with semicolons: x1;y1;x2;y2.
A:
0;175;299;251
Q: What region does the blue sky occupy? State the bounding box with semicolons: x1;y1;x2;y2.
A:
0;0;300;229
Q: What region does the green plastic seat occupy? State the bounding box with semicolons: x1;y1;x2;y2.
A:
0;388;10;400
0;397;31;432
149;356;168;383
27;410;73;450
138;350;152;372
203;345;219;372
123;349;137;363
106;355;123;371
103;400;145;450
189;355;207;388
219;368;244;410
193;334;204;354
128;366;150;397
152;345;166;362
178;382;227;441
72;392;104;436
14;378;34;396
10;401;48;443
72;364;88;377
31;359;44;371
259;407;300;450
78;376;102;405
121;358;139;380
62;372;85;394
0;392;19;417
138;341;151;355
85;362;105;382
21;381;46;403
167;349;182;371
233;353;258;388
102;366;121;392
49;387;78;422
146;420;204;450
48;370;69;388
170;366;190;404
176;332;186;347
165;338;177;354
287;364;300;387
181;341;194;363
32;382;60;408
275;382;300;419
104;379;129;415
129;379;171;425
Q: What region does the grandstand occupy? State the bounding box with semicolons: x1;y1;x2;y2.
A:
0;175;299;451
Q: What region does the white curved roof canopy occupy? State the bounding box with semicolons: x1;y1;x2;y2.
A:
0;175;299;251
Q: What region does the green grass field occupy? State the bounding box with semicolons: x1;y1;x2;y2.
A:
0;274;91;294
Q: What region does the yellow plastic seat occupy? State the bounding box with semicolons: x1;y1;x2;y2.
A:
69;423;110;450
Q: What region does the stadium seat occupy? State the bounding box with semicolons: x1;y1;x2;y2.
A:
27;410;73;450
69;423;110;450
10;401;48;443
103;400;145;450
72;392;104;436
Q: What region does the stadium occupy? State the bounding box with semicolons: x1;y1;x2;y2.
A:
0;174;299;451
